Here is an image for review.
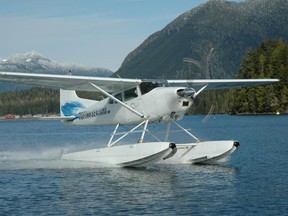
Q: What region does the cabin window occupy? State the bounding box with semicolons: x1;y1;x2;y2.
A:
124;87;138;101
140;82;161;95
114;92;123;102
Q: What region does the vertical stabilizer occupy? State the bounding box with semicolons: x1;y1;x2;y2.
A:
60;89;97;117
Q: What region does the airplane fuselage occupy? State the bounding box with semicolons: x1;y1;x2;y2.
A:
64;86;193;126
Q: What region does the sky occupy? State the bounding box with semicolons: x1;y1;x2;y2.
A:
0;0;243;71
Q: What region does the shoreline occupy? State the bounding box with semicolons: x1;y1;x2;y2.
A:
1;113;286;122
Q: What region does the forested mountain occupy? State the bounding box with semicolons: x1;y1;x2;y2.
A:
0;51;113;91
0;88;59;116
0;88;102;116
116;0;288;79
229;40;288;114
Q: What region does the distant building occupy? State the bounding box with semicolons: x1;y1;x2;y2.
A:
4;114;15;119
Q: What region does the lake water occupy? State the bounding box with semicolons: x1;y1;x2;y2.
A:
0;115;287;215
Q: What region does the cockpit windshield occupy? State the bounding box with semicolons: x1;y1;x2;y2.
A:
140;82;162;95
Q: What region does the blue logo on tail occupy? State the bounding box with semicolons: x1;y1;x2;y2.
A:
61;102;85;118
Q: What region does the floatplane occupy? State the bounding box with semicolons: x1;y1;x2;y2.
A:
0;71;278;167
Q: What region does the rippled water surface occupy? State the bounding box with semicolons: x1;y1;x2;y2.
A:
0;115;287;215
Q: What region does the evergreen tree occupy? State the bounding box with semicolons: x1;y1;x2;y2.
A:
229;40;288;114
0;88;103;116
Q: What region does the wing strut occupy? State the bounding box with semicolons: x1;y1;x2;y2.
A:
89;82;145;119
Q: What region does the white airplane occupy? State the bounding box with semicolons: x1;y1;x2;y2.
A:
0;71;278;167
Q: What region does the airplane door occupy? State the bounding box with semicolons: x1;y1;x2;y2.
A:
124;87;144;124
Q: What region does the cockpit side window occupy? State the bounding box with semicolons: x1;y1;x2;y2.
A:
124;87;138;101
109;88;138;104
140;82;160;95
114;92;123;103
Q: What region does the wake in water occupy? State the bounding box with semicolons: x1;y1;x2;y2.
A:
0;148;117;170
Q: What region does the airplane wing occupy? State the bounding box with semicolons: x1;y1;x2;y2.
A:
0;72;141;93
167;79;279;91
0;71;278;93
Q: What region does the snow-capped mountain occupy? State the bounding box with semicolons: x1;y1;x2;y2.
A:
0;51;113;91
0;51;113;77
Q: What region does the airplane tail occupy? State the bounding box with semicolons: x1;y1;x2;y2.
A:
60;89;97;118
